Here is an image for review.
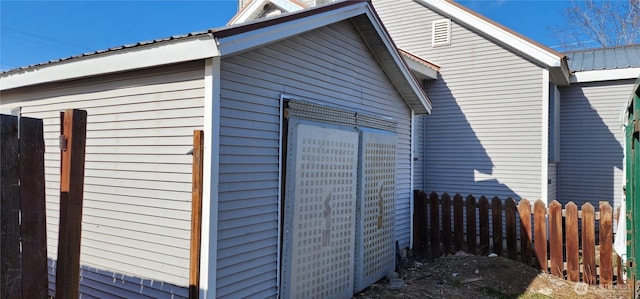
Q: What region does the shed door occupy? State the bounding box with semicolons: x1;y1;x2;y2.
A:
281;120;359;299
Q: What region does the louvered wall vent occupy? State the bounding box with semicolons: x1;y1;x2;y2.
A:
432;19;451;47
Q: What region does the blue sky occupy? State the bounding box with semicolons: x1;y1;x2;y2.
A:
1;1;577;72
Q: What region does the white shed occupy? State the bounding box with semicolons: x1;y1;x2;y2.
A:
0;1;431;298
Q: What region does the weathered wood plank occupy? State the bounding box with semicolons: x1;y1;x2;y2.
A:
492;197;503;256
466;195;476;254
413;191;428;257
582;203;596;285
599;201;613;288
56;109;88;299
441;193;452;255
429;192;440;258
19;117;48;299
453;194;464;252
0;115;22;299
479;196;490;255
519;199;532;265
548;200;563;278
189;130;204;299
505;198;517;260
565;202;580;282
534;200;547;271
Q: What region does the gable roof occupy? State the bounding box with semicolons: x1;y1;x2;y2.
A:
0;0;431;114
415;0;571;86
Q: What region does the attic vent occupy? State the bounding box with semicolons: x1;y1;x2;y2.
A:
432;19;451;47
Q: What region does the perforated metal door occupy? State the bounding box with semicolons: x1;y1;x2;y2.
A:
354;129;397;292
281;120;359;299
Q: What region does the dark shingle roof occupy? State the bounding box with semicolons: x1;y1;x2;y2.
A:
565;44;640;72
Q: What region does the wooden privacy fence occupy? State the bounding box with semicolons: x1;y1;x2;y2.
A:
413;191;624;287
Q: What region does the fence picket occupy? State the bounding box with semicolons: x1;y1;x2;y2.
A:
492;197;503;256
534;200;547;271
442;193;452;255
599;202;613;288
505;198;517;260
413;191;428;257
479;196;490;255
466;195;476;254
519;199;532;265
453;194;464;252
582;203;596;285
429;192;440;258
548;200;563;278
413;192;623;287
565;202;580;282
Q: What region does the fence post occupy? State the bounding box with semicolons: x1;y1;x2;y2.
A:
582;203;596;285
56;109;88;299
189;130;204;299
549;200;563;277
599;201;613;288
492;197;503;256
0;115;21;299
19;117;48;298
441;193;452;255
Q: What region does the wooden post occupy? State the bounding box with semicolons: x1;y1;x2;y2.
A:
533;200;547;271
1;115;21;299
190;130;204;299
19;117;48;298
548;200;563;277
56;109;88;299
441;193;452;255
565;202;580;282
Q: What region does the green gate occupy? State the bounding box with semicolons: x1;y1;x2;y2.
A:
625;76;640;297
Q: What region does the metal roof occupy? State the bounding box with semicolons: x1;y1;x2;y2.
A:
565;44;640;72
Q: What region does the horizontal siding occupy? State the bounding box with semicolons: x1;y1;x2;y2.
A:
217;21;412;297
0;61;204;295
559;79;635;209
374;0;545;200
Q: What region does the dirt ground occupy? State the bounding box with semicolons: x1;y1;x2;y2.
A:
354;252;633;299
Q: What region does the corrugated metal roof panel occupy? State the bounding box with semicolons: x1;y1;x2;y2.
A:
566;44;640;71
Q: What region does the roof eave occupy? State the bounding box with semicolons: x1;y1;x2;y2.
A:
0;35;218;91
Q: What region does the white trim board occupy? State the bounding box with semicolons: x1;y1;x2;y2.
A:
1;36;218;91
571;68;640;83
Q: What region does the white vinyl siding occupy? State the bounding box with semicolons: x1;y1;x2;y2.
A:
413;114;427;191
374;0;544;200
559;79;635;209
217;21;412;297
0;61;204;297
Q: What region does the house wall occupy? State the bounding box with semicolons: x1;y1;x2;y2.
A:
0;61;205;298
559;79;636;208
373;0;545;200
217;20;412;297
